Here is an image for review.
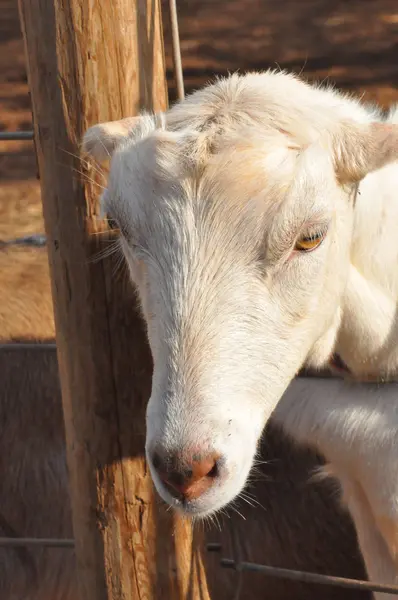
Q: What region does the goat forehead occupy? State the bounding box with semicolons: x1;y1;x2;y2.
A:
110;131;298;236
108;104;337;263
142;195;266;272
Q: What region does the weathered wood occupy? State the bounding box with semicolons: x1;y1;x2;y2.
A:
17;1;210;598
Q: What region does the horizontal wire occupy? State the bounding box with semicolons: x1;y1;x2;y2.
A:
0;131;34;141
1;538;397;595
220;558;398;595
0;537;74;548
0;344;56;350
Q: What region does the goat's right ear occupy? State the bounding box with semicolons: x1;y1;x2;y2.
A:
82;116;141;162
332;121;398;184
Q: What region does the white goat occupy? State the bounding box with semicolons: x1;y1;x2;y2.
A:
83;70;398;598
0;251;368;600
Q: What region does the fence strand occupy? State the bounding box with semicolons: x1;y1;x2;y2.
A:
0;343;56;350
219;557;398;596
0;131;34;140
0;537;74;548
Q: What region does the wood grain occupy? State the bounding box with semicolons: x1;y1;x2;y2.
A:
17;1;210;598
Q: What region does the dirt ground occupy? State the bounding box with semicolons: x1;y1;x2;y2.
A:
1;0;398;283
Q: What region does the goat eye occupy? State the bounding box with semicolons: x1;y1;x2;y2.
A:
106;214;137;249
295;230;326;252
107;214;119;232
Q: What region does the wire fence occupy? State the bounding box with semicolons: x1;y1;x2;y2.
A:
206;543;398;596
1;534;398;596
0;537;74;548
1;0;395;598
0;131;34;141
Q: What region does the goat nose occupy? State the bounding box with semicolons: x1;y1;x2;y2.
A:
151;450;221;501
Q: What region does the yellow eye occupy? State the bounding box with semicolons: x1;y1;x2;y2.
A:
295;231;325;252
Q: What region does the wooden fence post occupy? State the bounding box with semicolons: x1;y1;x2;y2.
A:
18;0;211;598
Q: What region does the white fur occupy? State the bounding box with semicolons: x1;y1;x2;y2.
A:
83;70;398;596
275;377;398;598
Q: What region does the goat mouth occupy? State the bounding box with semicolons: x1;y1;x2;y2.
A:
158;486;224;518
164;495;206;516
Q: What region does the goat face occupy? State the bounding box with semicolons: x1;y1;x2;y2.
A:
83;72;398;517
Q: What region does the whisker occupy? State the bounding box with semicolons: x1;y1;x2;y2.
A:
89;230;117;237
111;251;127;280
192;515;204;532
55;160;107;191
60;148;108;182
246;471;271;485
78;132;112;160
71;167;107;190
253;454;280;465
297;56;308;77
220;507;230;520
96;133;112;159
240;491;265;511
207;514;216;531
229;505;246;521
252;459;274;466
89;241;120;264
238;493;256;509
213;513;222;532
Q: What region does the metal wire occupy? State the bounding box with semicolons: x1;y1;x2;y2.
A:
168;0;185;100
0;234;46;248
0;131;34;140
0;537;74;548
219;557;398;596
0;343;56;350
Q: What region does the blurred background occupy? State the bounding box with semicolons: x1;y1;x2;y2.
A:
1;0;398;336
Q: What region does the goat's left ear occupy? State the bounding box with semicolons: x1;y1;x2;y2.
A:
82;116;142;162
332;121;398;184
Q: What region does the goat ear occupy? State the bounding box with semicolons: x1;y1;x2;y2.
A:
82;116;141;162
333;121;398;184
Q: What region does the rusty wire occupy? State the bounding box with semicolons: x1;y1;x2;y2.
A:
0;234;46;248
207;544;398;596
0;131;34;140
0;537;74;548
0;343;56;350
1;533;398;596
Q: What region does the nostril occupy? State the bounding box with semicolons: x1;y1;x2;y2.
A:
207;462;219;478
167;469;191;487
150;449;223;501
193;453;221;481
